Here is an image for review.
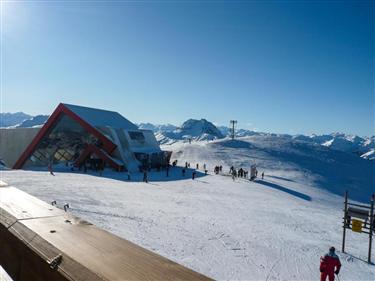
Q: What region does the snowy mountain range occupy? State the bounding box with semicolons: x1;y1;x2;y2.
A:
0;112;32;127
0;112;49;128
13;115;49;128
1;112;374;160
140;120;375;160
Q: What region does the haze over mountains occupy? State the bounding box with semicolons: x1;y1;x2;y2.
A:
1;112;374;160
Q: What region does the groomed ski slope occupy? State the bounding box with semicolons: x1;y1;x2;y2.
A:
1;136;374;280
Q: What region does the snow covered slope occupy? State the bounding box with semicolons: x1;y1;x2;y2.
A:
1;136;374;280
167;136;374;203
361;149;375;161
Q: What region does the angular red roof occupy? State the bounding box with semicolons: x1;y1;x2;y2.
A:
13;103;118;169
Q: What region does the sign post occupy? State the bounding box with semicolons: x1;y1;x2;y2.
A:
342;190;348;253
342;191;374;264
368;195;374;263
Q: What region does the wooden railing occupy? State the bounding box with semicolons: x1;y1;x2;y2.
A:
0;181;213;281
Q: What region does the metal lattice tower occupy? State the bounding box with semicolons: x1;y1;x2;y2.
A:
230;120;237;140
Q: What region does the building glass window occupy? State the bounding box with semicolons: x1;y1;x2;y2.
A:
25;114;99;167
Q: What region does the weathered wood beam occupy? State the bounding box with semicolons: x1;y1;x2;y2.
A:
0;183;213;281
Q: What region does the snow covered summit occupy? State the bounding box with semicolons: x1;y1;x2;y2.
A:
178;119;224;140
156;119;224;144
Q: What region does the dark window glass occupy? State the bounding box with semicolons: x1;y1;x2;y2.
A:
128;131;145;141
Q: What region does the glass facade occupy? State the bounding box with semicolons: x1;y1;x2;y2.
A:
25;114;99;167
134;151;172;171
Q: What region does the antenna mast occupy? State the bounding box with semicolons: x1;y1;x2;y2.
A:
230;120;237;140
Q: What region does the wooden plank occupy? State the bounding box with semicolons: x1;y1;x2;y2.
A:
22;216;211;281
0;186;213;281
0;222;73;281
8;222;105;281
0;187;65;225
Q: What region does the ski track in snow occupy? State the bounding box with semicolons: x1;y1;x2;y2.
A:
1;137;374;281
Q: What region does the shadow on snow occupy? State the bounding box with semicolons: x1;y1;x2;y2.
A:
26;166;207;183
255;179;311;201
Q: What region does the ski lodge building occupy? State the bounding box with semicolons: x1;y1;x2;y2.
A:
2;103;170;172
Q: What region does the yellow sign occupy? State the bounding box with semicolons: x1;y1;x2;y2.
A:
352;219;362;233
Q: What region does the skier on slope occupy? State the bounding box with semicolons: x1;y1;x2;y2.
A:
320;246;341;281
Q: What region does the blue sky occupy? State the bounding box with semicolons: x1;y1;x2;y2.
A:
1;0;374;136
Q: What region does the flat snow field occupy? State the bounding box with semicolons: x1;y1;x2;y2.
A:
1;138;374;281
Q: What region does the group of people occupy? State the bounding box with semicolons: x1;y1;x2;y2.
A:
213;165;223;174
228;165;265;181
181;162;267;182
229;166;248;180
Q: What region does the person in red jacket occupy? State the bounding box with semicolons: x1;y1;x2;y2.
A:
320;246;341;281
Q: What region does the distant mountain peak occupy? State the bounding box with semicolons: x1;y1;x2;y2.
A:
0;112;32;127
15;115;49;128
155;118;224;144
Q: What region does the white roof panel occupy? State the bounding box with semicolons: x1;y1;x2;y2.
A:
63;103;138;130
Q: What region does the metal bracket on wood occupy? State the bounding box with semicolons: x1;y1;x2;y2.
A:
64;204;70;212
49;254;63;270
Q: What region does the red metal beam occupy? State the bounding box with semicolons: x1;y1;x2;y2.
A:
13;103;117;169
74;144;123;171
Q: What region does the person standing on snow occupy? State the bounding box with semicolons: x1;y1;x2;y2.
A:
320;246;341;281
143;170;148;183
48;161;55;176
